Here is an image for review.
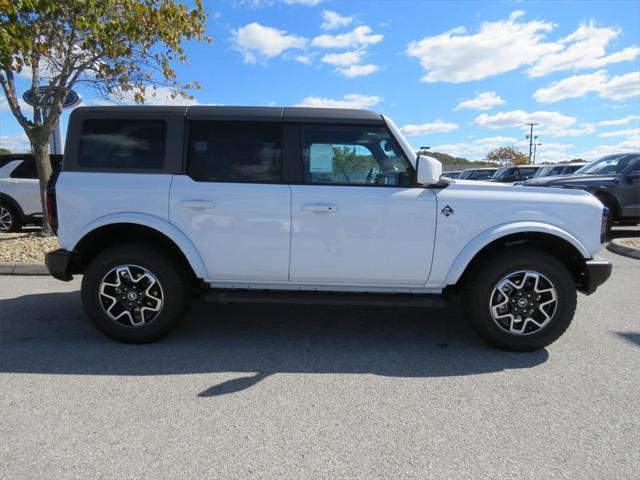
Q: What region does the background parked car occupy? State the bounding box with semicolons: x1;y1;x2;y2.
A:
489;165;543;183
457;167;498;180
0;153;62;232
442;170;462;179
532;162;587;179
523;153;640;230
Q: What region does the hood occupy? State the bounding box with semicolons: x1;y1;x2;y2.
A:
522;173;618;187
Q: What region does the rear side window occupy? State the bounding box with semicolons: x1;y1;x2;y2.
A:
518;167;539;180
187;122;282;183
10;161;37;179
78;119;166;169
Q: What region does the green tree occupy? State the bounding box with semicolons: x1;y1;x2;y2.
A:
484;146;529;166
332;145;377;183
0;0;209;234
0;148;11;155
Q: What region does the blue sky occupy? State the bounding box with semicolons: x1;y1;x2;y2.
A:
1;0;639;162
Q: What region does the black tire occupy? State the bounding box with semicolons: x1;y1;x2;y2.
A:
0;203;21;233
81;243;190;343
463;247;577;351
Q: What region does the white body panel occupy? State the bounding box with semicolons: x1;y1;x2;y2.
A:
427;180;603;288
56;172;173;249
0;161;41;216
169;175;291;282
290;185;437;285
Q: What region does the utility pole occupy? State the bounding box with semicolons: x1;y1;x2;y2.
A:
525;123;539;164
533;142;542;164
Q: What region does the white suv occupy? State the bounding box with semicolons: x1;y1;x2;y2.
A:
0;154;62;232
45;106;612;350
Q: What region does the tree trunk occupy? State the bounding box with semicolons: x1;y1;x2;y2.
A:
31;138;53;237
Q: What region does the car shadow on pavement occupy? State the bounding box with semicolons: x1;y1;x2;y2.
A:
0;291;549;395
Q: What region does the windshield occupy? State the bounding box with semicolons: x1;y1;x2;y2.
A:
492;167;516;179
575;154;639;174
533;165;564;178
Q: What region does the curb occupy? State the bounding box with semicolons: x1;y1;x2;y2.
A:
0;262;50;275
607;239;640;260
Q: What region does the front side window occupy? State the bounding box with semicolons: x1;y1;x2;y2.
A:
302;126;412;186
474;169;496;180
188;122;282;183
518;167;539;180
78;119;166;169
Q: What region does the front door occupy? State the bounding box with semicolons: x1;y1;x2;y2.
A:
170;121;291;283
289;124;437;287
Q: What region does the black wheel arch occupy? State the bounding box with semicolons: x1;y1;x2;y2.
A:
71;223;199;286
0;192;25;220
454;232;589;293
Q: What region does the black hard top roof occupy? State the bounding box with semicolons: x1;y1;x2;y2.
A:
71;105;384;125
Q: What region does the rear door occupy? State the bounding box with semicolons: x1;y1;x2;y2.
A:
6;160;41;215
169;120;291;283
289;124;437;287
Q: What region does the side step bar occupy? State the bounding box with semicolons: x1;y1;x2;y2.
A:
202;289;449;308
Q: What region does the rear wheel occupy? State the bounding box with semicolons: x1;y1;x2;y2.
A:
0;204;20;233
463;248;577;351
81;243;190;343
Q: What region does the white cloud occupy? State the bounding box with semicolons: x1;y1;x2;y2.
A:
294;93;381;109
473;109;576;129
94;86;200;106
578;133;640;160
537;123;595;138
400;120;459;136
312;25;383;49
321;10;353;30
0;133;31;153
294;55;312;65
336;64;379;78
454;91;505;111
232;22;307;63
406;11;557;83
406;12;639;83
598;128;638;138
597;115;640;126
534;70;640;102
321;50;363;66
528;22;640;77
283;0;323;5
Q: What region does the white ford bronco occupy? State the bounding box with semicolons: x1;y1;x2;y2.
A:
46;106;612;350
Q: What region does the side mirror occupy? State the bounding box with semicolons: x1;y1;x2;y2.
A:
628;170;640;182
416;155;442;185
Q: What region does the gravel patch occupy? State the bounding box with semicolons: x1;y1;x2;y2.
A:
618;238;640;250
0;232;59;263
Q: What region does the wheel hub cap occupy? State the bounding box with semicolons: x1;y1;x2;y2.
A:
98;265;164;327
0;207;12;232
490;270;558;335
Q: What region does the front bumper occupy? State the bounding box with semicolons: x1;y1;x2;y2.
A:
45;249;74;281
579;257;612;295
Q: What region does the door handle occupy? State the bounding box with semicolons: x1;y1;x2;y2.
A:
180;200;215;209
301;204;337;213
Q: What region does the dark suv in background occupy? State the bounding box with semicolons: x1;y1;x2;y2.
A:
523;153;640;229
490;165;542;183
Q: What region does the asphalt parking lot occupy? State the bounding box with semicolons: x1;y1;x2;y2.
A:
1;248;639;479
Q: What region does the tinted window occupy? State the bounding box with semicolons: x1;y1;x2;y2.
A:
473;169;496;180
518;167;539;180
10;160;38;179
188;122;281;183
301;126;412;186
576;154;640;174
78;119;165;169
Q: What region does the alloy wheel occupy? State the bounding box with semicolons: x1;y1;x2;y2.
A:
0;206;13;233
489;270;558;335
98;264;164;327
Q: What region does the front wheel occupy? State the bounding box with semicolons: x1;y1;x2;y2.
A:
463;248;577;351
81;243;190;343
